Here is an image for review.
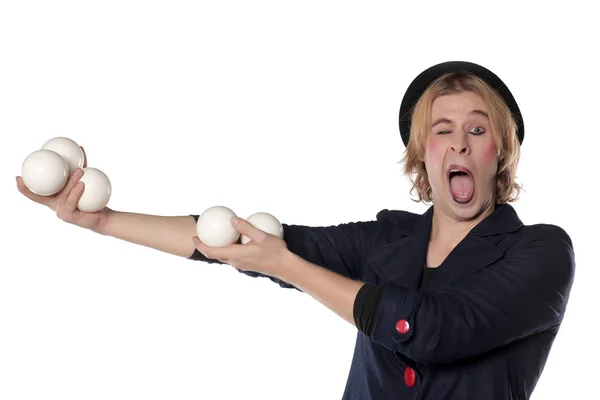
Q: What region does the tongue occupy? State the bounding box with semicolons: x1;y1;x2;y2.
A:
450;174;474;202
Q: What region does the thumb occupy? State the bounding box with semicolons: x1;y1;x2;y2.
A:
231;217;267;242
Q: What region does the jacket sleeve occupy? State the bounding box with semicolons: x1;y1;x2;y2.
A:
367;228;576;364
188;214;384;290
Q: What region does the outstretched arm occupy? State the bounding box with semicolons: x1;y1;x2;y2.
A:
190;213;383;288
96;211;199;258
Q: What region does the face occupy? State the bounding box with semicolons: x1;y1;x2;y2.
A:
424;91;498;221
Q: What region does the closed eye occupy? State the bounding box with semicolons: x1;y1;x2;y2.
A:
437;127;485;135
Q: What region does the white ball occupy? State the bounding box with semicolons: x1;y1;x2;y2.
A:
41;137;85;173
241;212;284;244
196;206;240;247
77;167;111;212
21;149;69;196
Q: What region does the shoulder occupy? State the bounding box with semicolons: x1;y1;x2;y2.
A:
375;208;424;233
486;203;573;252
281;208;424;249
516;222;574;252
376;208;422;225
363;208;428;246
503;222;575;284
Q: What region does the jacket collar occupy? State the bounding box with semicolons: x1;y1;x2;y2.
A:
378;202;523;237
469;203;523;237
367;203;523;291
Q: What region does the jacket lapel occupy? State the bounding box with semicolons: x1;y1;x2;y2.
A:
367;203;523;291
426;204;523;291
424;234;503;291
367;206;434;288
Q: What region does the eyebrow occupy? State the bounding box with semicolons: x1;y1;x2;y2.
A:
431;109;489;128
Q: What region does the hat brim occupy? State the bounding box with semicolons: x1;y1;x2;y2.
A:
398;61;524;147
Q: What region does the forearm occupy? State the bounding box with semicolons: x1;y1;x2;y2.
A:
276;250;364;326
96;209;197;258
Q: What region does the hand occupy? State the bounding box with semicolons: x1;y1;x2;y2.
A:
192;217;289;276
16;146;109;232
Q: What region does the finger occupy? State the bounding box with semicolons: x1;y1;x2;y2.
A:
81;146;87;168
56;169;85;217
192;236;216;258
58;168;85;200
62;180;85;216
232;217;268;242
16;176;51;206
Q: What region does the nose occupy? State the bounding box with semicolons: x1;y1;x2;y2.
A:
450;132;470;155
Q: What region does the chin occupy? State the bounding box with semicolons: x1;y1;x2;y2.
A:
448;197;483;220
454;197;496;221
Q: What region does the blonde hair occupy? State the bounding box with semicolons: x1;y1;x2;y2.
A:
401;71;523;204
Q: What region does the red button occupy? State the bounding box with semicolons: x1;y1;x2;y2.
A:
396;319;410;334
404;367;416;387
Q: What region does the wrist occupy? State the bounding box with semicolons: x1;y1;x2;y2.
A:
275;249;302;281
93;208;116;235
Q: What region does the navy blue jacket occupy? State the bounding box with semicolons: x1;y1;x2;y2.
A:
190;203;575;399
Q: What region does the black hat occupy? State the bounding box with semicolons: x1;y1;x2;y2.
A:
398;61;524;147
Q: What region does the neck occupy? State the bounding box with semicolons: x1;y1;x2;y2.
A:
430;201;495;245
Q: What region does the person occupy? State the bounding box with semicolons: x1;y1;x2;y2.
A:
16;61;575;399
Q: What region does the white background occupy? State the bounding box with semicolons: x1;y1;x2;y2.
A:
1;1;598;399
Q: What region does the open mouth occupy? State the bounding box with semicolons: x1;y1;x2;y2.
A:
447;164;475;204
